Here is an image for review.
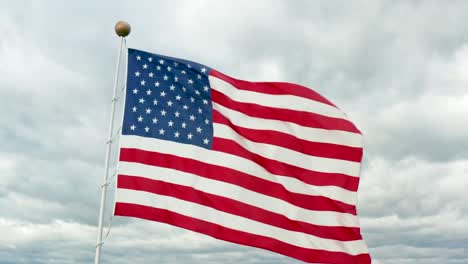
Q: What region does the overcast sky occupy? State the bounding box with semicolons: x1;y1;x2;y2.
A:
1;1;467;263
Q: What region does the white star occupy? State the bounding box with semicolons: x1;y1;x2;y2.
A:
148;57;153;62
169;85;175;91
181;70;186;74
137;116;143;122
195;90;200;95
167;66;172;72
136;56;141;60
135;71;140;77
155;81;160;87
203;99;208;104
163;75;169;81
205;119;210;125
144;126;150;132
182;87;187;92
203;138;209;144
143;64;148;69
152;117;158;124
161;109;167;116
197;74;202;79
153;99;158;105
133;88;138;94
160;91;166;97
174;111;180;117
187;64;192;68
156;65;161;71
145;108;152;114
149;72;154;78
183;105;189;110
159;59;165;64
181;122;187;128
159;128;165;135
146;89;152;95
189;115;196;121
168;121;174;127
190;97;195;103
174;131;180;138
196;127;202;133
198;108;202;113
174;76;179;82
167;101;173;107
175;95;182;100
201;67;207;73
174;62;179;67
187;133;193;139
188;79;194;84
140;80;146;86
132;106;137;112
139;98;145;104
130;125;136;130
203;86;209;92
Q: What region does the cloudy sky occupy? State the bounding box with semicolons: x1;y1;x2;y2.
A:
1;0;467;263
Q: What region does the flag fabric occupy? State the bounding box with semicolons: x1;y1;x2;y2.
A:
114;48;371;264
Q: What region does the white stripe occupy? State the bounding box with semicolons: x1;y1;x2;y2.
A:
118;162;357;226
120;135;358;206
214;123;361;176
213;102;362;148
116;188;369;255
209;75;348;119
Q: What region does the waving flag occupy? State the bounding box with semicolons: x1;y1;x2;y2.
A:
114;48;371;264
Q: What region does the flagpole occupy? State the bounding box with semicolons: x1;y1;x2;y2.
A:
94;21;131;264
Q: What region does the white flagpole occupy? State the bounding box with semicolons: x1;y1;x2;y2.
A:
94;21;131;264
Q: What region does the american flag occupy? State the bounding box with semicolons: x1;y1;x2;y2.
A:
114;48;371;264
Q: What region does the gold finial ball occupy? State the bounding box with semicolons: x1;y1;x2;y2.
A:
115;21;131;37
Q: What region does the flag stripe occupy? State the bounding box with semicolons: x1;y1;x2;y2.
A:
120;135;360;192
213;102;362;148
117;175;363;241
209;69;338;107
115;203;371;264
119;148;357;205
212;89;360;133
117;161;358;223
212;110;363;162
214;123;361;176
115;189;368;255
213;137;359;191
209;75;347;119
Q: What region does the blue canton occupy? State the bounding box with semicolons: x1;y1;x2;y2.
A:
122;48;213;149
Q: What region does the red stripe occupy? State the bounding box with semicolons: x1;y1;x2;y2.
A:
115;203;371;264
210;138;359;191
211;89;360;133
117;175;362;241
119;148;357;213
213;110;363;162
210;69;338;108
